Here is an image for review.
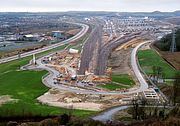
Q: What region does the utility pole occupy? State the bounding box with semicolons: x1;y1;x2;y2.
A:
18;52;21;59
32;54;36;65
170;29;176;52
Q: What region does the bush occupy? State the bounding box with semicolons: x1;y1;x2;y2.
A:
39;119;58;126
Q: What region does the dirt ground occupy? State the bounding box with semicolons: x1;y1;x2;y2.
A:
153;45;180;70
0;95;18;106
67;29;81;35
108;39;144;74
108;48;132;74
37;88;127;111
160;51;180;70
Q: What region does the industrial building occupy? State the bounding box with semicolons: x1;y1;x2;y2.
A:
51;31;65;39
22;34;39;41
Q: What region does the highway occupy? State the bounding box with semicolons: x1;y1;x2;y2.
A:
34;40;150;95
0;22;89;64
79;24;103;74
95;32;140;75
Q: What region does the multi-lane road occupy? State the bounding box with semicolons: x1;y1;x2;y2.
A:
0;23;89;64
34;39;150;95
1;20;150;95
79;24;103;74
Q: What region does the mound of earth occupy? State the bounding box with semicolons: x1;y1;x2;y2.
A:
0;95;18;106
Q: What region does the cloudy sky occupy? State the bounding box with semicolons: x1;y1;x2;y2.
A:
0;0;179;12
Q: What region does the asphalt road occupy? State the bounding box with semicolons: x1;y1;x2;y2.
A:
0;22;89;64
130;41;150;92
34;40;150;95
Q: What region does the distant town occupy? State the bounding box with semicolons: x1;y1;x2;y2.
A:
0;11;180;126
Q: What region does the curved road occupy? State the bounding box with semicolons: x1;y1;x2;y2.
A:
130;41;150;93
92;105;129;122
0;22;89;64
92;104;172;122
35;40;150;95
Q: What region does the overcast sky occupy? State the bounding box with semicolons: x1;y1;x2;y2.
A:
0;0;179;12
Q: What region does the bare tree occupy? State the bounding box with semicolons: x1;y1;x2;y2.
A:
172;72;180;105
131;97;148;120
131;98;139;120
152;66;163;83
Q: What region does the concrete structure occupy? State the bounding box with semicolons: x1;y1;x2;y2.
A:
23;34;39;41
142;88;159;101
69;48;79;54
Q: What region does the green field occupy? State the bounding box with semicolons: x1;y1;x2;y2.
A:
137;49;178;78
0;42;96;117
97;83;127;91
112;74;135;86
97;74;135;90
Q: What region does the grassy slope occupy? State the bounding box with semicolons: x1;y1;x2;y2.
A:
97;83;127;91
112;74;135;86
97;74;135;91
137;49;178;78
0;43;95;118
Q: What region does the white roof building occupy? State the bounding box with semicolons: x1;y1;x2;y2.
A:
24;34;34;38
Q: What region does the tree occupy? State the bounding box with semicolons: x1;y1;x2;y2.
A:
152;66;163;83
172;72;180;105
131;97;148;120
152;66;157;82
139;97;147;120
131;98;139;120
156;66;163;82
59;113;70;125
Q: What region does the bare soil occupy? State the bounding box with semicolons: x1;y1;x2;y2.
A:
152;45;180;70
67;28;81;35
0;95;18;106
108;48;131;74
108;39;144;74
37;88;126;111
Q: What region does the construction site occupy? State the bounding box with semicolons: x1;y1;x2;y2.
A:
0;16;172;113
36;24;165;111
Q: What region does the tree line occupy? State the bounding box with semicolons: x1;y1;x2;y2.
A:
154;29;180;51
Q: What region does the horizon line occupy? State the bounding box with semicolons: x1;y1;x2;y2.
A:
0;10;179;13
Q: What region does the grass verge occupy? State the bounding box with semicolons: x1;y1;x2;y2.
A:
137;49;178;78
97;83;127;91
111;74;135;86
0;37;96;117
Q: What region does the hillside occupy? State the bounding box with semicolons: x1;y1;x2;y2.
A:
154;29;180;51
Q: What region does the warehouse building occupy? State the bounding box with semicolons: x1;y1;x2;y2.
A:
51;31;65;39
